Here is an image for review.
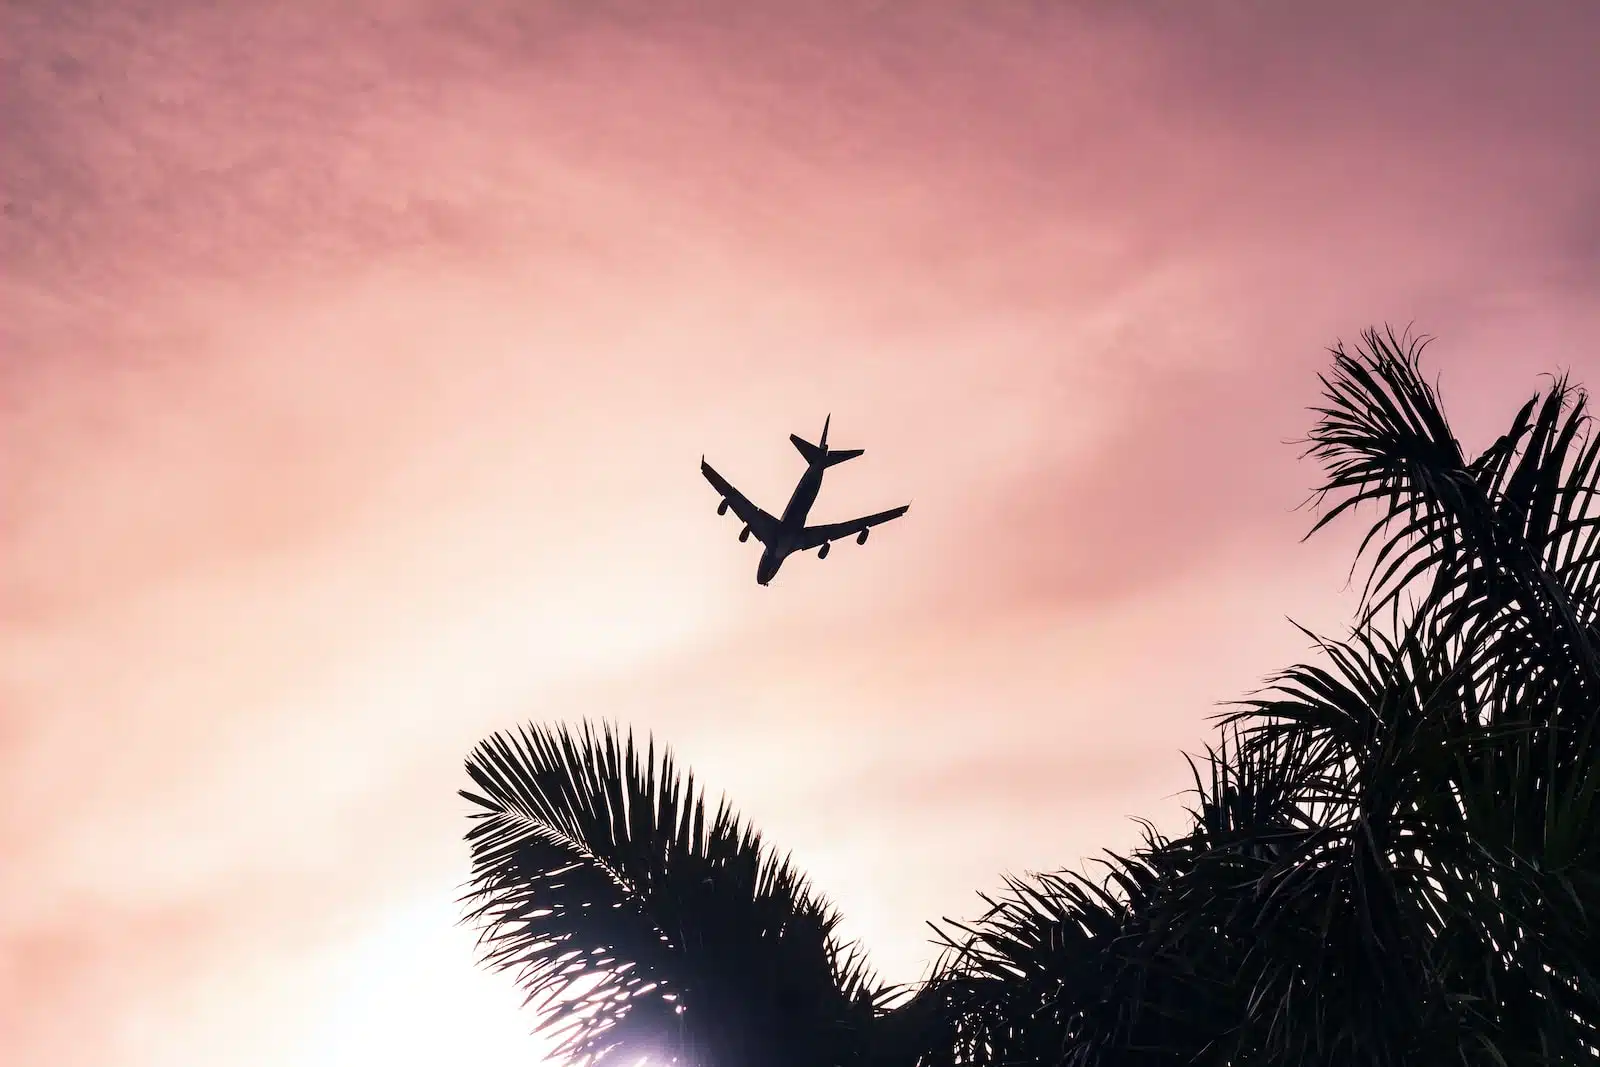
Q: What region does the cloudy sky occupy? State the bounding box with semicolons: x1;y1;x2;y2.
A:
3;2;1597;1064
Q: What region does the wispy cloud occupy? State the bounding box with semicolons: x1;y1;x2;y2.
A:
3;2;1596;1063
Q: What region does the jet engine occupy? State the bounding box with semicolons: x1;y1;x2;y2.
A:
818;542;831;559
717;499;729;516
856;529;869;545
739;526;751;542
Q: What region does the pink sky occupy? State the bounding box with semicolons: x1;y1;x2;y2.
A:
3;2;1598;1064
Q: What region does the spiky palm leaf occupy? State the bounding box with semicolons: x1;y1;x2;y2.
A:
1199;328;1600;1063
1295;327;1599;1057
459;721;904;1067
1211;616;1532;1064
1303;326;1599;696
923;850;1173;1067
927;327;1598;1066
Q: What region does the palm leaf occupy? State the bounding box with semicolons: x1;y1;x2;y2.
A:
1302;325;1599;695
459;720;900;1067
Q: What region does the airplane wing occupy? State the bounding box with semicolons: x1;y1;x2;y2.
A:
701;458;780;544
795;504;910;551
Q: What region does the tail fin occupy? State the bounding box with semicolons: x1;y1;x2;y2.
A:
790;433;826;465
791;414;831;465
791;414;862;465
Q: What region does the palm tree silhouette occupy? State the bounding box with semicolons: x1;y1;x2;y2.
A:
931;328;1600;1065
459;722;933;1067
461;328;1598;1066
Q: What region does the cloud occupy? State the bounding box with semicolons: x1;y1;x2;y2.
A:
3;1;1597;1063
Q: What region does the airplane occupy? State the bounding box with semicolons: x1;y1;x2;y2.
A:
701;415;910;586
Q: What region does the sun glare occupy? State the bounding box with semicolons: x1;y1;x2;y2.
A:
289;892;559;1067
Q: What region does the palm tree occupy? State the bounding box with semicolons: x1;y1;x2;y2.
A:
932;327;1600;1065
458;721;930;1067
461;327;1598;1066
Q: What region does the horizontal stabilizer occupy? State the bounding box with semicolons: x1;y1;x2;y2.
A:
790;433;825;465
823;448;863;466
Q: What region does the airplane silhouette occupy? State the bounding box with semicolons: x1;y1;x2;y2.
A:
701;415;910;586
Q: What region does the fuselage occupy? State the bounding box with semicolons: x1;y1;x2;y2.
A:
756;460;827;585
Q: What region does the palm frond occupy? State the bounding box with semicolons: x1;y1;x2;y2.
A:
460;720;899;1067
453;327;1600;1067
1302;325;1600;695
1289;326;1600;1061
931;330;1600;1064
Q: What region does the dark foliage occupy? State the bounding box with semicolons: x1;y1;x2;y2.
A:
462;327;1598;1066
459;721;919;1067
929;328;1600;1065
